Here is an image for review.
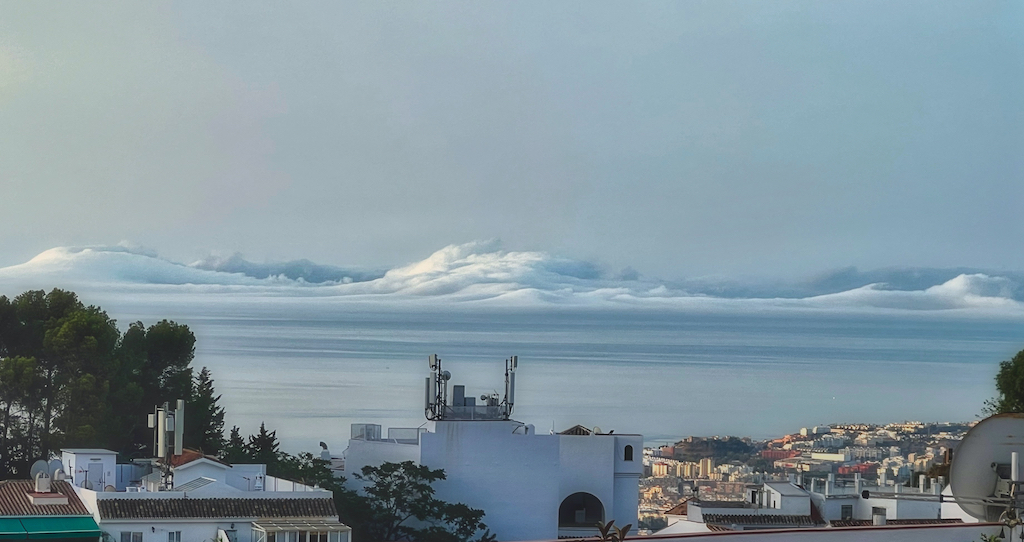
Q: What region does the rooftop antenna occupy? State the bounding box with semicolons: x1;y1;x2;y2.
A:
502;355;517;420
424;354;519;421
148;399;185;489
425;354;449;421
949;413;1024;528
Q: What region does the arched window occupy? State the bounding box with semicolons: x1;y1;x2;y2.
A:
558;492;604;527
624;445;634;461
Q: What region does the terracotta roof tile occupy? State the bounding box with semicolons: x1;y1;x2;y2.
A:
0;480;91;516
97;498;337;520
170;449;230;468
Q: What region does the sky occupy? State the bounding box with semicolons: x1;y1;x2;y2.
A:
0;1;1021;280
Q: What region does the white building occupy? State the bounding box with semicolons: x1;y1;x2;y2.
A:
340;356;643;541
64;449;349;542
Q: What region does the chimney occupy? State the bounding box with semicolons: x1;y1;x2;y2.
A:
28;473;68;506
34;472;51;494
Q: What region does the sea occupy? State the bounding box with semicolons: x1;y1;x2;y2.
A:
1;244;1023;453
95;296;1024;453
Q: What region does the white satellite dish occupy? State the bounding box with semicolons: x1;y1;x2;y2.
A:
29;460;49;481
949;413;1024;522
48;459;64;478
592;426;602;435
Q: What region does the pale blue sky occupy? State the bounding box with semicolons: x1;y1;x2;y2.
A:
0;1;1020;278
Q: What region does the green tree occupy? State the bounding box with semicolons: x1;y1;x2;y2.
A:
986;348;1024;414
143;320;195;405
184;367;225;455
0;356;38;476
221;426;249;464
247;422;282;467
351;461;493;542
0;289;202;473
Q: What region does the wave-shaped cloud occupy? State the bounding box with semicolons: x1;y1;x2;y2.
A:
0;242;1021;314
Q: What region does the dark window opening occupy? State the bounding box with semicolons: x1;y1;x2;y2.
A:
558;492;604;527
624;445;634;461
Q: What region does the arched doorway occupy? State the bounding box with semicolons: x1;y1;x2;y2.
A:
558;492;604;528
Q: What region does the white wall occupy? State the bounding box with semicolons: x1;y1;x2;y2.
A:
100;518;249;542
612;435;643;529
174;461;231;486
342;438;421;488
559;434;615;523
939;486;980;523
63;450;117;490
639;523;1003;542
422;420;561;542
343;420;641;542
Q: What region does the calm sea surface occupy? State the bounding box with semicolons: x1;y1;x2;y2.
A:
88;294;1024;453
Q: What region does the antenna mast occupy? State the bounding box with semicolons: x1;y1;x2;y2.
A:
423;354;518;421
425;355;449;421
148;399;184;489
502;355;517;419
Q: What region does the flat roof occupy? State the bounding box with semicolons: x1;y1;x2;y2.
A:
765;482;808;496
61;448;117;455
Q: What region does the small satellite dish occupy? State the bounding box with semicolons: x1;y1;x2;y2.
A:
29;460;49;481
592;426;602;435
104;485;116;492
48;459;64;478
950;413;1024;521
442;370;451;381
480;394;489;401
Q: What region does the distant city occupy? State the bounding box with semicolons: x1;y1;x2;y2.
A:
639;420;970;532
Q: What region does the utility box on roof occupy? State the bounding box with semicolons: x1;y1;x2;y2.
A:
61;449;117;491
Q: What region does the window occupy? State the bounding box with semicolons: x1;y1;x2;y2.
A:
309;533;329;542
120;533;142;542
624;445;634;461
841;505;853;520
168;532;182;542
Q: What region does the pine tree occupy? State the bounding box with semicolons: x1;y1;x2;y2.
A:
221;426;249;464
185;367;226;455
248;422;281;467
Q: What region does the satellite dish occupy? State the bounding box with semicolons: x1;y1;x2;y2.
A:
29;460;49;481
592;426;602;435
950;413;1024;521
48;459;64;478
104;485;116;492
442;370;451;381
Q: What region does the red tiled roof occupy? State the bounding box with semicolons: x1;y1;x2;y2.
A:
97;498;338;520
0;480;91;516
169;449;230;468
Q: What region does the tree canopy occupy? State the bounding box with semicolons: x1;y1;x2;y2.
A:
350;461;494;542
986;348;1024;415
0;289;219;476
